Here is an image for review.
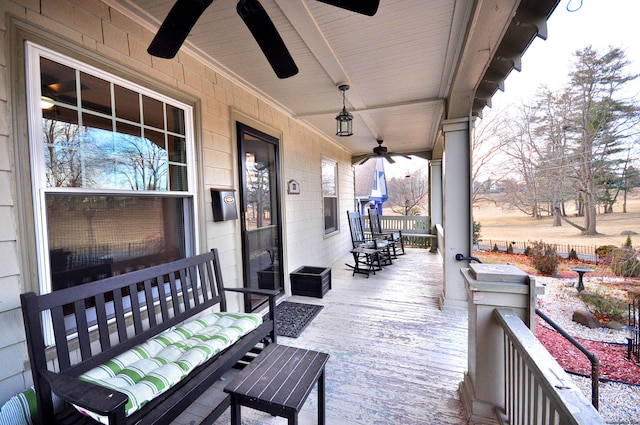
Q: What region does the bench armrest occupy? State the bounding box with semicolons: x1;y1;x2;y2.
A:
42;370;128;418
224;287;280;297
223;287;279;344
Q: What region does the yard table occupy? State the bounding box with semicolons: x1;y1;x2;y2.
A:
224;344;329;425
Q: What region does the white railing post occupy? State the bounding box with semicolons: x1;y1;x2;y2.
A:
459;263;538;424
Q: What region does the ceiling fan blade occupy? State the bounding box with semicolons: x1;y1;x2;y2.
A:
383;154;396;164
237;0;298;79
389;152;413;160
358;156;372;165
316;0;380;16
148;0;213;59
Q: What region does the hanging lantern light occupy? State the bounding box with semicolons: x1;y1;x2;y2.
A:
335;84;353;137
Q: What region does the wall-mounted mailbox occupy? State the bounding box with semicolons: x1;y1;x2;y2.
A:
211;189;238;222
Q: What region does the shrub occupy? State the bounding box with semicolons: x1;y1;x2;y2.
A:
523;245;531;256
624;234;633;248
492;243;499;252
506;244;514;254
579;288;628;323
610;247;640;277
595;245;617;265
568;248;578;260
473;221;482;245
529;240;561;275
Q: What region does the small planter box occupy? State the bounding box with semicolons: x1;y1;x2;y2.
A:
290;266;331;298
258;266;279;290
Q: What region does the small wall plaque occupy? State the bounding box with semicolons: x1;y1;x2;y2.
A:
287;180;300;195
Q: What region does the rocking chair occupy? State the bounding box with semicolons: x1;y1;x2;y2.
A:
346;211;392;276
368;208;405;257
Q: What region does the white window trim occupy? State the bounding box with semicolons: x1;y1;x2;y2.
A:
25;41;199;297
322;157;339;235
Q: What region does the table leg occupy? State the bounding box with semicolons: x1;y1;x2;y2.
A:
287;413;299;425
230;395;241;425
318;368;326;425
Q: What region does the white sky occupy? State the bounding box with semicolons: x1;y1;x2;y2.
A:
491;0;640;110
386;0;640;179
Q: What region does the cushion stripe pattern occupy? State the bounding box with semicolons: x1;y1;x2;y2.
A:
75;312;262;424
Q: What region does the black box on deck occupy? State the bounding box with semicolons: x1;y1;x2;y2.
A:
290;266;331;298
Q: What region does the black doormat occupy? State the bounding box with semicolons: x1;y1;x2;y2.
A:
276;301;323;338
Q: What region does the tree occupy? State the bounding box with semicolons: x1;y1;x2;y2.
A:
496;103;545;218
562;46;640;234
472;111;511;206
496;46;640;235
621;163;640;213
386;169;429;215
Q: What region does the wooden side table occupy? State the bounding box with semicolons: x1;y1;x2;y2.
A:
224;344;330;425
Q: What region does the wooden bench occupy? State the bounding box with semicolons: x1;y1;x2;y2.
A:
20;249;279;425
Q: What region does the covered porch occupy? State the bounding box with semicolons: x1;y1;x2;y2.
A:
177;248;468;424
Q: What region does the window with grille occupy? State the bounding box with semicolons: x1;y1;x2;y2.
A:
26;43;197;294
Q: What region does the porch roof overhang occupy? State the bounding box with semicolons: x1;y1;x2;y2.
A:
109;0;560;162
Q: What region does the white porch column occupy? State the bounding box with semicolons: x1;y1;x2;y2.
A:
429;159;443;254
429;159;442;229
440;117;472;310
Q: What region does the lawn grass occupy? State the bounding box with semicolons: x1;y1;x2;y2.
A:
473;189;640;248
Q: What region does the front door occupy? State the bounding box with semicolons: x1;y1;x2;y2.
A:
237;123;283;312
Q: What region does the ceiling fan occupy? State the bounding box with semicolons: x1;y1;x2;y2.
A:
147;0;380;79
354;140;412;165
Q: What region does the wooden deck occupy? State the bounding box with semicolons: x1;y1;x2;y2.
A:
175;248;468;424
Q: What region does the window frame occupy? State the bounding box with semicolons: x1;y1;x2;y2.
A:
321;158;339;235
25;42;199;296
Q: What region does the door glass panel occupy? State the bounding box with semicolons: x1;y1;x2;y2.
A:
238;125;282;312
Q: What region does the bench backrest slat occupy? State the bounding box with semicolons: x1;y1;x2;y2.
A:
143;279;157;328
51;306;71;370
168;271;181;315
190;265;201;307
211;253;227;312
94;293;111;350
198;262;210;303
128;283;143;335
157;275;170;322
73;299;92;361
112;289;128;343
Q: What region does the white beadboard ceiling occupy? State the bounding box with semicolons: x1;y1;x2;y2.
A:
110;0;559;160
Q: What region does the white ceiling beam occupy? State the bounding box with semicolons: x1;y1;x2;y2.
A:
274;0;381;138
294;97;444;118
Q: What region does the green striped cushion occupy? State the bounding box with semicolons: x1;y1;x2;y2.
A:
76;312;262;424
0;388;37;425
0;388;63;425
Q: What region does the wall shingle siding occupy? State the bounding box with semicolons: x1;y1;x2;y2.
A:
0;0;353;405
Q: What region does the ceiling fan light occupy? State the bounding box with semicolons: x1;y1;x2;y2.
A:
41;96;55;110
335;83;353;137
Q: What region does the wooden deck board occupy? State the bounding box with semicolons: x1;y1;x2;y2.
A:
173;248;468;424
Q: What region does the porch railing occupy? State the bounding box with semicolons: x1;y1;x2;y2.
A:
494;308;604;425
363;215;432;248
